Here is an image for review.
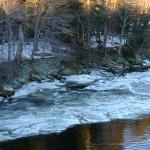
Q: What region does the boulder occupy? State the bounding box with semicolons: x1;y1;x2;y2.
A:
65;74;100;89
59;68;74;76
29;74;42;82
50;73;66;81
16;78;27;85
1;85;15;97
135;54;143;64
46;73;65;81
101;57;129;74
0;74;7;82
66;82;88;89
0;85;3;93
46;74;55;81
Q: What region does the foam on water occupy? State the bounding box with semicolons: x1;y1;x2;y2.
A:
1;70;150;142
86;69;150;95
13;80;64;98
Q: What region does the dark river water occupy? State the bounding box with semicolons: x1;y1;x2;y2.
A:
1;117;150;150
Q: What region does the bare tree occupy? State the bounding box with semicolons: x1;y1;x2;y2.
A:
114;0;132;56
15;24;24;64
25;0;68;58
0;0;18;61
118;5;128;55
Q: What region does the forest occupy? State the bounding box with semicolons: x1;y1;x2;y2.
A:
0;0;149;63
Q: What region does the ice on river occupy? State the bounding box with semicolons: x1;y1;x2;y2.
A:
1;69;150;142
13;80;64;98
86;69;150;95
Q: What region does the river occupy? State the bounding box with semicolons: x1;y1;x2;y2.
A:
0;68;150;149
1;117;150;150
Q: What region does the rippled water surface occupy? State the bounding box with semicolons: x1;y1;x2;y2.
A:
0;69;150;146
1;118;150;150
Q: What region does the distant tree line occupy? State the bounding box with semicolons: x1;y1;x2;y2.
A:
0;0;71;62
0;0;149;63
70;0;150;60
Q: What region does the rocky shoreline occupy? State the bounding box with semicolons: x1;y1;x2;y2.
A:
0;53;150;98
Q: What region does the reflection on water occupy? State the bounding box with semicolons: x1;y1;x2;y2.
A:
0;117;150;150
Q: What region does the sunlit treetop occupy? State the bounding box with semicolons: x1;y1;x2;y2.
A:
0;0;150;14
79;0;97;11
106;0;150;13
79;0;150;13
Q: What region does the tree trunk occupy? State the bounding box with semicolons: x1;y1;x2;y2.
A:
118;28;125;56
6;16;12;62
118;7;128;56
32;16;41;59
103;21;108;56
15;25;24;64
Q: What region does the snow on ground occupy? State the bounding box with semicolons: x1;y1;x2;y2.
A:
0;42;53;62
90;35;126;48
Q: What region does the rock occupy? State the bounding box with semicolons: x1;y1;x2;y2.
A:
126;55;143;65
135;54;143;64
6;80;21;90
66;82;88;89
46;74;55;81
0;74;7;82
50;73;66;81
16;78;27;85
0;85;3;93
117;57;129;65
101;57;130;74
59;68;74;76
65;74;100;89
30;74;42;82
40;75;47;80
1;85;15;97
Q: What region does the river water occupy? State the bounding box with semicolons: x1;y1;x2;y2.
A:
0;69;150;149
1;117;150;150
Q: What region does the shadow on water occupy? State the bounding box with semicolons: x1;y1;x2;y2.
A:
1;117;150;150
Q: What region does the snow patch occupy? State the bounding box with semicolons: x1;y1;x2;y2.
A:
90;35;126;48
0;42;53;62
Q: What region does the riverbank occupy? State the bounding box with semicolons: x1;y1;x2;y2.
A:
0;42;150;98
0;45;150;98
